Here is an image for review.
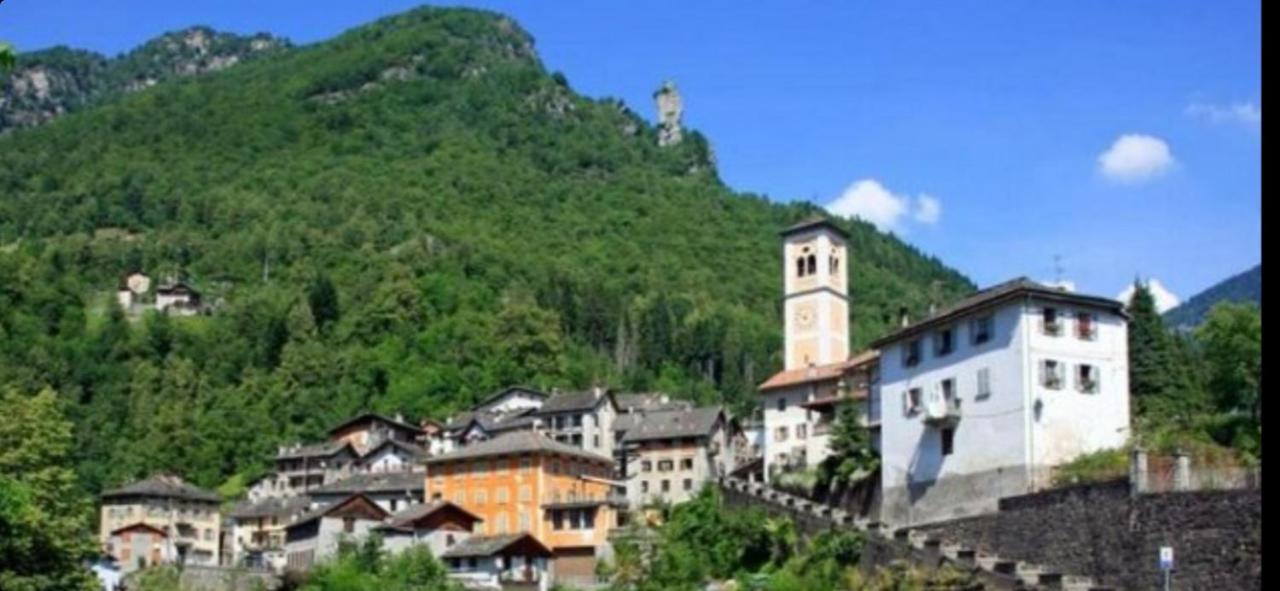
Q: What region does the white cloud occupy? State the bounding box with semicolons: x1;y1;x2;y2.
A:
1097;134;1174;183
1186;101;1261;131
1117;279;1181;314
824;179;941;232
914;194;942;225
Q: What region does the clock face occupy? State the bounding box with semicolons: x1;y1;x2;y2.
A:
794;307;815;329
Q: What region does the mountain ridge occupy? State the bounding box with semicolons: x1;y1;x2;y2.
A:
1164;264;1261;328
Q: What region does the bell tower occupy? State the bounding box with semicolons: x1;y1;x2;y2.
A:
781;217;850;371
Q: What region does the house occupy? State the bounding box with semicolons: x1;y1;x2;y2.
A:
328;412;424;455
357;438;428;473
375;501;484;556
474;386;550;415
424;431;620;587
759;217;880;480
617;406;734;507
445;409;541;451
614;393;693;413
99;475;222;569
873;278;1131;526
535;387;619;458
307;470;425;515
115;272;151;314
283;494;389;572
227;495;311;571
441;533;553;591
154;281;202;316
268;441;359;498
420;419;449;455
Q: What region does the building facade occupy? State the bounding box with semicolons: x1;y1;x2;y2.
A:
284;494;390;572
875;279;1131;526
536;388;619;459
227;496;311;571
99;475;222;569
617;406;733;507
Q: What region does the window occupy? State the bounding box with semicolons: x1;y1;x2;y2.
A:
1077;364;1099;393
572;414;583;428
903;339;922;367
474;490;488;505
495;513;508;534
940;378;956;403
776;396;786;412
807;255;817;276
774;426;789;442
553;510;565;530
343;517;355;533
641;481;650;494
1041;359;1064;389
934;328;955;357
796;257;806;277
796;424;808;440
971;315;993;345
904;388;923;414
658;459;674;472
1043;308;1061;336
976;368;992;399
593;435;601;448
683;478;693;491
452;491;465;505
661;480;671;493
680;458;694;471
641;460;653;473
446;534;456;547
519;485;532;502
941;427;955;456
495;487;510;504
829;255;840;274
519;511;531;531
1076;313;1097;340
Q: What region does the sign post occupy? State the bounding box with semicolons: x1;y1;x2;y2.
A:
1159;546;1174;591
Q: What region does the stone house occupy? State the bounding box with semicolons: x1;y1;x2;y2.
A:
283;494;389;572
99;475;222;569
616;406;734;507
226;495;310;572
375;501;484;557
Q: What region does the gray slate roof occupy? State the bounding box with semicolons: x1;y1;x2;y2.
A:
327;412;423;437
621;407;725;443
276;441;355;460
440;534;551;558
377;501;482;531
536;390;612;415
780;215;850;239
101;475;220;503
473;386;550;412
364;438;428;460
870;277;1127;347
426;431;613;465
308;470;424;496
228;495;311;520
615;393;693;413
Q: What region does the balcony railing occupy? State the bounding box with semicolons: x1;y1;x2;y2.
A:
923;393;961;427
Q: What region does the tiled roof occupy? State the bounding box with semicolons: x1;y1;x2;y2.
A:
870;277;1127;347
757;349;880;392
426;431;613;465
228;495;311;520
101;475;220;503
536;389;612;415
440;534;552;558
620;407;724;443
308;471;424;496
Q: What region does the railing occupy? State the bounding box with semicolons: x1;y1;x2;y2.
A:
922;393;961;426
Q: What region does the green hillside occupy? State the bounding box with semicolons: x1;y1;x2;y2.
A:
1164;264;1261;329
0;7;972;494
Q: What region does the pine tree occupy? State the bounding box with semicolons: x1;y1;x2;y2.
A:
1127;280;1207;431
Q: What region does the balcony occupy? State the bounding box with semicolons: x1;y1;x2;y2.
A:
922;393;961;427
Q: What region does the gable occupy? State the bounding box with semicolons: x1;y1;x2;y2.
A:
329;494;391;522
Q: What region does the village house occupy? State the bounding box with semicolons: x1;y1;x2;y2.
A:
874;278;1131;526
227;495;311;571
306;470;425;515
441;533;554;591
442;387;550;452
616;406;735;507
424;430;620;587
154;280;202;316
328;412;424;455
374;501;484;557
284;494;390;572
535;387;619;458
257;441;359;499
99;475;222;571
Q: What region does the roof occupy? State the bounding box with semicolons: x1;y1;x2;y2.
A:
110;522;169;537
327;413;423;437
615;393;693;413
536;389;614;415
426;431;613;465
287;494;390;531
870;277;1128;348
363;438;428;461
155;281;199;295
440;534;553;559
449;409;539;435
101;475;220;503
757;349;880;392
621;407;725;443
377;501;482;531
308;471;424;496
473;386;550;412
780;216;850;239
276;441;357;460
228;495;311;520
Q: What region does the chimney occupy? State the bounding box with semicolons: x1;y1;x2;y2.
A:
898;306;911;328
928;302;938;317
395;412;404;423
593;386;604;400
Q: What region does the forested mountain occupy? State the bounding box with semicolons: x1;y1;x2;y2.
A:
0;26;288;133
1164;264;1261;329
0;7;971;496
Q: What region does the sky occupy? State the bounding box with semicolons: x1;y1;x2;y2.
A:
0;1;1261;301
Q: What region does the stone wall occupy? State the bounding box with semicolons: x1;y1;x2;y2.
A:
917;480;1262;591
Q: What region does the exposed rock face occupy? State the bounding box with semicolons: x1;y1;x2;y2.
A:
0;27;290;134
655;80;683;147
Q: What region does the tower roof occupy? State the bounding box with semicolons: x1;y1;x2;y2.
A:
780;216;850;239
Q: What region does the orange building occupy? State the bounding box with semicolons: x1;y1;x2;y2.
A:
424;431;621;585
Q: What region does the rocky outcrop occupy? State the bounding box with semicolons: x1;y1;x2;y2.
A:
655;80;683;147
0;27;289;134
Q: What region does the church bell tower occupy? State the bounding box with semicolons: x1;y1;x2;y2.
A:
781;217;850;371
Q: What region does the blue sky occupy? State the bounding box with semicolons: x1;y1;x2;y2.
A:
1;1;1261;303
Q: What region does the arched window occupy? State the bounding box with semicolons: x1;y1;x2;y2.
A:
806;255;817;276
830;255;840;274
796;257;806;277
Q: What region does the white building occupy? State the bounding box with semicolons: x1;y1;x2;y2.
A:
440;533;553;591
759;218;878;481
375;501;483;557
874;278;1131;526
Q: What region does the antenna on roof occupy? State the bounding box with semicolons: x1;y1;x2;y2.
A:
1053;254;1064;285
